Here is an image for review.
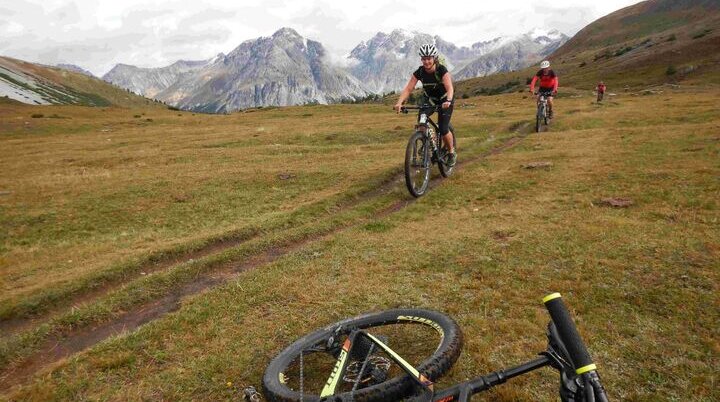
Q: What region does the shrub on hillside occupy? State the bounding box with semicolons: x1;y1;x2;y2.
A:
594;50;612;61
475;80;521;96
666;65;677;75
667;34;676;42
692;29;711;39
614;46;633;57
31;113;43;118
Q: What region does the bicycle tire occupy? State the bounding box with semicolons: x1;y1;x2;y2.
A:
404;131;431;197
535;111;542;133
438;124;457;178
262;309;463;402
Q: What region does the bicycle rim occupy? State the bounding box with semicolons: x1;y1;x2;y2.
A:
262;309;463;402
404;131;430;197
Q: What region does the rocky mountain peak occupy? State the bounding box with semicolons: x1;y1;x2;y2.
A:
271;27;307;48
273;27;302;39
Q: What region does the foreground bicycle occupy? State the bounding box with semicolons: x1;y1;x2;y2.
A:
262;293;609;401
400;104;457;198
535;92;551;133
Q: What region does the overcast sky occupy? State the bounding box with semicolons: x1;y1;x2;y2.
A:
0;0;642;76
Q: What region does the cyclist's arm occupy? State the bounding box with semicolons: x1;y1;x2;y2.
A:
395;75;419;109
553;77;558;93
442;72;454;103
529;75;538;93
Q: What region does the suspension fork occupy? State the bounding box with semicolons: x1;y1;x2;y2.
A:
422;125;436;168
538;98;546;117
417;113;437;168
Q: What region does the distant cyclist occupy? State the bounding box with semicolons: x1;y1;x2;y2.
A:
596;81;606;102
529;60;558;118
394;44;456;167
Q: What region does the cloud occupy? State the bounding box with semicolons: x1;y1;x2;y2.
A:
0;0;642;75
533;5;596;36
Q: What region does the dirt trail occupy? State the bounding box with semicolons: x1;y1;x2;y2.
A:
0;170;404;337
0;129;530;395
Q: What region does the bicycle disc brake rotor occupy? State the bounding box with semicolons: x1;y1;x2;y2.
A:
342;356;392;385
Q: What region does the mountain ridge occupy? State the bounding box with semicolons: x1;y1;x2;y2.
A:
0;55;161;108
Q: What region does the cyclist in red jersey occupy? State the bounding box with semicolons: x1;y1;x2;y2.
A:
529;60;558;118
596;81;606;102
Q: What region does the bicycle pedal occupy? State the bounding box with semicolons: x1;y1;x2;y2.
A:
243;386;261;402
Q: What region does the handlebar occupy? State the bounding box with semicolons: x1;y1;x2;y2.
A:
543;293;609;402
543;293;593;370
399;104;443;114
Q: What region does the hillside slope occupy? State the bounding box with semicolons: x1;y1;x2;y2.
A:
454;0;720;95
0;56;161;108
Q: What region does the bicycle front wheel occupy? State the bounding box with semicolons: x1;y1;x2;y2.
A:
404;131;431;197
262;309;463;402
535;105;544;133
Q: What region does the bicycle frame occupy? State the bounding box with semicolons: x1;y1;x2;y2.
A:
404;105;443;164
325;329;554;402
537;95;548;119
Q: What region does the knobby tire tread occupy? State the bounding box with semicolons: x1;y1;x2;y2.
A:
262;309;463;402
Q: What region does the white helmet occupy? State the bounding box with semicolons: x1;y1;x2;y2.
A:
418;44;438;57
540;60;550;68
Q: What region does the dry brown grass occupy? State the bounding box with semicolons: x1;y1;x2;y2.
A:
2;86;719;401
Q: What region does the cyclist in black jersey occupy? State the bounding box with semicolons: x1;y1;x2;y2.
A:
394;44;456;167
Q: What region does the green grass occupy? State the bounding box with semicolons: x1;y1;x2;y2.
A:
0;97;516;366
2;87;719;401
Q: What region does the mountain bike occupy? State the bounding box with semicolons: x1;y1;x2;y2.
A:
262;293;609;402
399;104;457;198
535;92;551;133
596;91;604;103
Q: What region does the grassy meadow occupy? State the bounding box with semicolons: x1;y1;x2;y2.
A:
1;85;718;401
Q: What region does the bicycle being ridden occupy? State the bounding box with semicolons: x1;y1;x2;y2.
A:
596;81;606;103
534;90;553;133
529;60;558;127
398;103;457;197
394;44;456;168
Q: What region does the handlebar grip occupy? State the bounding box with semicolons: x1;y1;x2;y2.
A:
542;293;594;374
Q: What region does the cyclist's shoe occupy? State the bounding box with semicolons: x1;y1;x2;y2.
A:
447;152;457;167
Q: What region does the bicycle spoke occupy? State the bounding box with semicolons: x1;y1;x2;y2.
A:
277;323;445;396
